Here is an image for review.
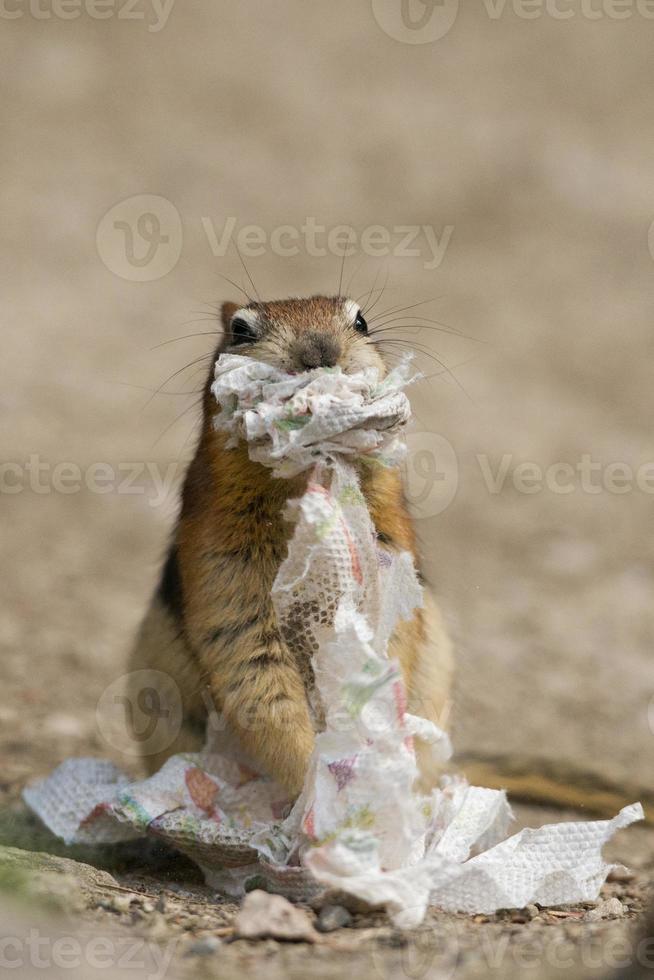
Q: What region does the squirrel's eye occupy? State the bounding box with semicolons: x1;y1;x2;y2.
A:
230;317;257;345
354;312;368;335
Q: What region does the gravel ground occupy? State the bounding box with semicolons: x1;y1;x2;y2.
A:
1;803;653;980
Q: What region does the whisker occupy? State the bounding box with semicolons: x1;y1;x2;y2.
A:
372;337;450;366
150;331;219;351
190;298;221;312
372;336;451;360
372;339;475;404
141;354;215;411
354;263;384;309
360;264;390;319
107;380;205;396
234;244;261;304
355;279;406;304
370;296;445;323
344;255;375;299
152;396;204;450
369;321;482;343
421;352;482;382
215;272;253;304
336;245;348;298
178;405;205;457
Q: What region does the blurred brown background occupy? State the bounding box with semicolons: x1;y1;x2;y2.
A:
1;1;652;805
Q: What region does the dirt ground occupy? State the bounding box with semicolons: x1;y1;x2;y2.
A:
1;804;653;980
1;2;653;978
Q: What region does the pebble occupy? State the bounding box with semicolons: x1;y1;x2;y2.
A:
378;930;408;949
316;905;353;933
607;867;636;884
583;898;625;922
109;894;135;914
184;937;221;957
234;890;318;943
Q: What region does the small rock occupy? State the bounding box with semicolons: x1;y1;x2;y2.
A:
607;866;636;884
378;929;408;949
184;937;221;957
525;905;540;920
309;890;372;915
109;894;134;914
155;893;168;914
0;845;119;915
234;890;318;943
584;898;625;922
0;846;119;892
316;904;352;933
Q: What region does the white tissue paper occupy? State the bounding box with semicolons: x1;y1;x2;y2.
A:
24;352;643;928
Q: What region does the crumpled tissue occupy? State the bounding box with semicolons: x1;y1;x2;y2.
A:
24;352;643;928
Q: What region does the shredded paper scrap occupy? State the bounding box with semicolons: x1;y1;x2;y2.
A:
24;353;643;928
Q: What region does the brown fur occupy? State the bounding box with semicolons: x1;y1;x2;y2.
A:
129;295;453;795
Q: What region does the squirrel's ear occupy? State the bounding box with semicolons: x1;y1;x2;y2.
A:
221;301;240;329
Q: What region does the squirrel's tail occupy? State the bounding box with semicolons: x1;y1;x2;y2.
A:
456;753;652;825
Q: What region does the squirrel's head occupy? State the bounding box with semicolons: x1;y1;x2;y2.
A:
217;295;387;377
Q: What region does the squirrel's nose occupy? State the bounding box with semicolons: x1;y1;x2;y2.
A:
296;332;341;370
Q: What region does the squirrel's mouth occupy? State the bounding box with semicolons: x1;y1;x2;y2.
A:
225;343;387;381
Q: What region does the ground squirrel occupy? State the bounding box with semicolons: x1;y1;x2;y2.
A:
128;295;453;796
128;293;652;822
